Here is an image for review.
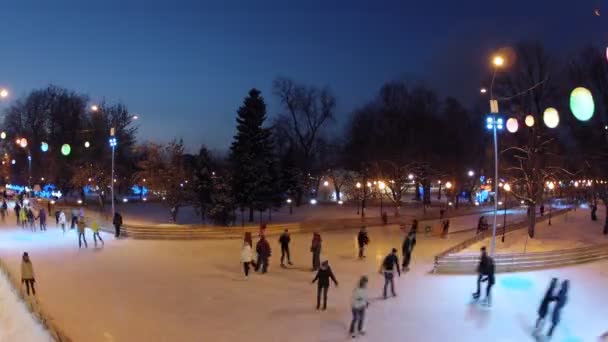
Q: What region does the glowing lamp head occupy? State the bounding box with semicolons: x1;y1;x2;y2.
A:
569;87;595;121
323;181;329;187
61;144;71;156
503;183;511;192
310;199;317;205
543;108;559;128
355;182;362;189
84;141;90;148
11;159;15;165
445;181;452;189
480;88;487;94
378;181;386;190
338;200;343;205
109;137;117;147
91;105;99;112
77;199;83;204
0;89;8;98
467;170;475;177
123;198;128;203
40;142;49;152
492;55;505;67
408;174;414;180
506;118;519;133
0;132;5;140
19;138;28;148
525;115;535;127
286;198;292;204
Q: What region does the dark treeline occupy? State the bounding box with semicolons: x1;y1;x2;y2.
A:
3;41;608;234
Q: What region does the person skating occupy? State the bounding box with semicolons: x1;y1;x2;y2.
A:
411;219;419;233
54;209;60;226
591;203;598;221
0;199;7;222
379;248;400;299
472;247;490;300
279;229;292;267
14;202;21;225
21;252;36;296
311;260;338;310
58;210;67;233
71;208;78;229
311;232;322;271
535;278;558;333
113;212;123;238
77;217;88;248
91;220;104;247
481;253;496;306
255;236;271;273
27;208;35;231
401;230;417;271
349;275;369;338
240;240;254;279
37;208;47;231
19;206;27;229
357;227;370;259
547;280;569;338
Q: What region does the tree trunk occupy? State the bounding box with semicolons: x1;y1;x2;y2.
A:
604;203;608;235
334;185;341;201
437;183;442;200
394;201;401;217
249;207;254;222
527;204;536;238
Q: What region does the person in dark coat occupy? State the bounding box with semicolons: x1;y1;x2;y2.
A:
591;203;598;221
311;260;338;310
310;233;322;271
547;280;569;338
401;230;417;271
473;247;489;300
14;202;21;225
113;212;123;238
535;278;558;331
441;219;450;238
279;229;292;267
380;248;401;299
255;236;271;274
411;219;418;233
482;254;496;306
357;226;370;259
540;204;545;217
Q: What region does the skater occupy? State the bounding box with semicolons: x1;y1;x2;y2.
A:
401;229;417;271
19;206;27;229
349;275;369;338
240;240;254;279
477;216;488;234
441;219;450;238
540;204;545;217
380;248;400;299
411;219;419;233
279;229;292;267
37;208;47;231
535;278;558;332
71;208;78;229
482;253;496;306
473;246;490;300
27;208;35;230
21;252;36;296
591;203;598;221
311;232;322;271
14;202;21;225
55;209;60;225
357;226;370;259
91;220;104;246
0;199;7;222
255;235;271;273
77;217;88;248
58;210;67;233
312;260;338;310
547;280;569;338
113;212;123;238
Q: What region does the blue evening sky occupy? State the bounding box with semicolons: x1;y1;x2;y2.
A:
0;0;604;152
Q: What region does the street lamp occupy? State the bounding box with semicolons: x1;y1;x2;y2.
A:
356;182;362;215
547;181;555;225
502;183;511;242
486;115;503;255
378;181;386;216
286;198;293;215
468;170;475;177
91;105;99;112
109;135;118;218
0;88;8;98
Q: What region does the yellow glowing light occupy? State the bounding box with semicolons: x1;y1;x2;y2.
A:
525;115;535;127
493;55;505;67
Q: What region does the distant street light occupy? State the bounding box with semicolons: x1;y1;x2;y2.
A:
502;183;511;242
84;141;90;148
480;88;487;94
286;198;293;214
0;88;8;98
525;115;535;127
0;132;5;140
467;170;475;177
492;55;505;67
91;105;99;112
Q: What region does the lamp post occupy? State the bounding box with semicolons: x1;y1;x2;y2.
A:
109;134;117;218
378;181;385;216
355;182;362;215
502;183;511;242
484;54;506;256
445;181;453;210
547;182;555;226
286;198;293;215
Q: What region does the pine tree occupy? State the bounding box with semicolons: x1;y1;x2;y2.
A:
230;89;277;222
192;146;214;223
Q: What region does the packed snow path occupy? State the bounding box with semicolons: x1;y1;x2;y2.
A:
0;208;605;341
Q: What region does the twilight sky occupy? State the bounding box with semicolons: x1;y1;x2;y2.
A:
0;0;605;152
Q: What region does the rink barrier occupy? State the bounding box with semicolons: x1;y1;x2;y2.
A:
0;257;71;341
433;208;571;273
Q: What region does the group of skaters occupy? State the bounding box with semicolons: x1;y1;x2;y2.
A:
472;246;569;339
239;221;419;338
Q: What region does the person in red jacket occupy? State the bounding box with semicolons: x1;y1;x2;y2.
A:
255;236;271;274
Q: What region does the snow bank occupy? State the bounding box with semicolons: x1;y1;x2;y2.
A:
0;269;53;342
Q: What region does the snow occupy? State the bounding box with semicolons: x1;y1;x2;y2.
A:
0;266;53;342
0;208;606;341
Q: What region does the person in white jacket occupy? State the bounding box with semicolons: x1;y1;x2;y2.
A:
58;210;67;233
349;276;369;338
21;252;36;296
240;241;254;279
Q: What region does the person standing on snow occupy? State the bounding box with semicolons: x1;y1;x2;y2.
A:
91;220;104;247
21;252;36;296
357;227;370;259
312;260;338;310
380;248;401;299
58;210;67;233
547;280;569;338
535;278;558;332
310;232;322;271
77;217;88;248
349;275;369;338
255;236;271;273
240;240;254;279
401;230;417;271
37;208;47;231
113;212;123;238
279;229;292;267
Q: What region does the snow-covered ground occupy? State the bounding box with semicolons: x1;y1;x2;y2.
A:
0;267;53;341
0;208;605;341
